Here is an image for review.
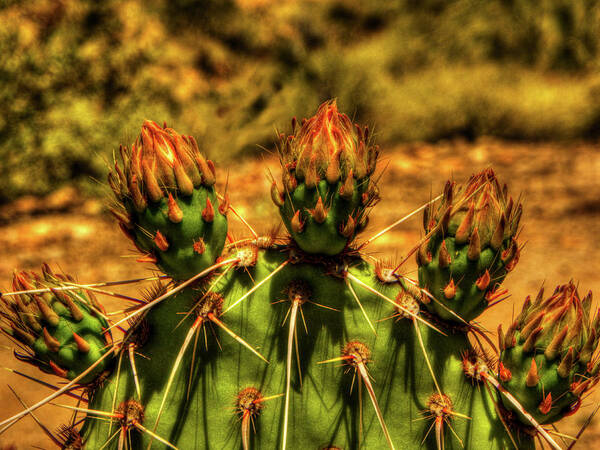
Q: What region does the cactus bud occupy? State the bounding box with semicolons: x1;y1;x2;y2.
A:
277;101;377;255
499;282;599;425
418;169;522;322
108;121;228;280
0;267;113;383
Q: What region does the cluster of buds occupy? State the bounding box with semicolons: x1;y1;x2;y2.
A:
273;101;379;255
418;169;522;322
0;265;112;383
498;282;600;424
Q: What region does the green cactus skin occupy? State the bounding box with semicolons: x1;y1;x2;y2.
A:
82;248;530;449
0;267;113;384
417;170;522;322
279;179;370;255
125;186;228;281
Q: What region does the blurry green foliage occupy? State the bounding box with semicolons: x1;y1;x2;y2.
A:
1;0;600;201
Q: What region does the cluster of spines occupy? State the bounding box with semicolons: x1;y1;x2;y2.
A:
276;101;378;187
108;120;217;209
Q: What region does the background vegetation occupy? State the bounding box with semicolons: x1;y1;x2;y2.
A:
1;0;600;201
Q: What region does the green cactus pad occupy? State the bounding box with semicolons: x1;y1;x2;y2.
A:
82;247;528;449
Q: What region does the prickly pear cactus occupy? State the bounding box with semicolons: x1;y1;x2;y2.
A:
1;101;598;450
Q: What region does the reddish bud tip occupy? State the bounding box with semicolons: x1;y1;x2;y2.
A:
455;201;475;244
339;169;354;200
167;193;184;223
218;194;230;215
291;210;304;234
202;198;215;223
538;393;552;415
72;332;90;353
137;254;158;264
49;360;69;378
526;358;539;387
154;230;169;252
467;228;481;261
476;270;491;291
312;197;327;224
438;240;452;268
43;327;60;352
443;278;456;299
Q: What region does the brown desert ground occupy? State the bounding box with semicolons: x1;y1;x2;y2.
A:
0;139;599;448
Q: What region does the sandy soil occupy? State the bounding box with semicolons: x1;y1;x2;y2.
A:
0;138;599;448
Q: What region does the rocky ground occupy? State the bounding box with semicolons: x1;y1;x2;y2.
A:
0;139;599;448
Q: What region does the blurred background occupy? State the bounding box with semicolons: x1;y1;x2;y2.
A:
2;0;600;200
0;0;599;448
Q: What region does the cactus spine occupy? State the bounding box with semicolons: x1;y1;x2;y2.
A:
0;102;597;450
